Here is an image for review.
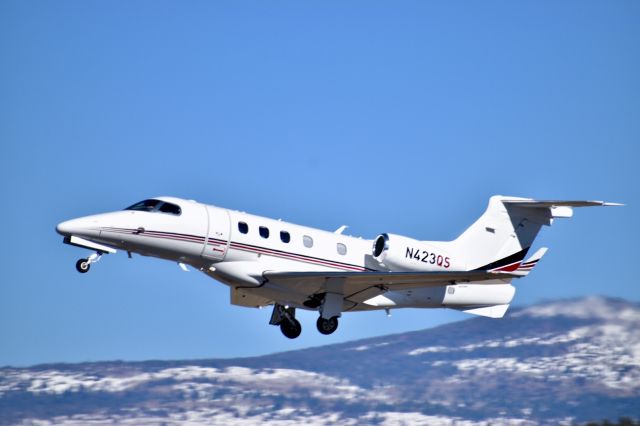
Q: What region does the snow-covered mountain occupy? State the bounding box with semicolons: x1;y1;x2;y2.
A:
1;296;638;425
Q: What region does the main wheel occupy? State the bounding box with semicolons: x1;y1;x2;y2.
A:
76;258;90;273
316;316;339;335
280;318;302;339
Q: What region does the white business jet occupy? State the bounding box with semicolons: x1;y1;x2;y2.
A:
56;196;619;339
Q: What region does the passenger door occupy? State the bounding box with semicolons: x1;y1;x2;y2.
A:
202;206;231;260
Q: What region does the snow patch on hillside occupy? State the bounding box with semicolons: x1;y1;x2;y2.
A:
409;327;594;355
1;366;373;401
14;410;542;426
437;323;640;391
512;296;640;321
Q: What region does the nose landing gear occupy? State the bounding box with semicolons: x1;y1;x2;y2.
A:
75;252;102;273
75;259;90;273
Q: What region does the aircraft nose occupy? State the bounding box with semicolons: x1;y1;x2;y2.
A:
56;219;78;236
56;217;99;237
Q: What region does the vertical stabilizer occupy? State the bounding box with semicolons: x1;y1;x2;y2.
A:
442;196;618;271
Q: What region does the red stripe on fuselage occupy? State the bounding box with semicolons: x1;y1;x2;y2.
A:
491;261;522;272
229;241;366;271
102;228;366;272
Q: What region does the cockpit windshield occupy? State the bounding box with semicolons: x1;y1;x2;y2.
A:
125;199;161;212
124;199;181;215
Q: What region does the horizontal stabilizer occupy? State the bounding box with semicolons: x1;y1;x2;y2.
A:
500;198;622;225
502;200;623;208
454;304;510;318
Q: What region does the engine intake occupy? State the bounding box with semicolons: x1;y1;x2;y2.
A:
373;233;389;258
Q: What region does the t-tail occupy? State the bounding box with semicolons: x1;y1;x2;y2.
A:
439;196;620;319
443;195;621;273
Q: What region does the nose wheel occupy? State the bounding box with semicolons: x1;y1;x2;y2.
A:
75;252;102;274
76;259;90;273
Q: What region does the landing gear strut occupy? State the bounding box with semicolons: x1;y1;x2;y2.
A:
316;291;342;335
75;252;102;274
316;316;339;335
270;304;302;339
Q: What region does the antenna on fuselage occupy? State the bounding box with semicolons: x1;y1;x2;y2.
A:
334;225;348;234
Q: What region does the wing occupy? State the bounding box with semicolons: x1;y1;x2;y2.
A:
262;270;517;306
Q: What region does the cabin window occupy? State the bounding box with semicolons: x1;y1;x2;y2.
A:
303;235;313;248
337;243;347;255
158;202;181;215
280;231;290;243
238;222;249;234
259;226;270;239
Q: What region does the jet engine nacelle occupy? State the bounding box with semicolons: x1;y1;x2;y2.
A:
372;233;460;271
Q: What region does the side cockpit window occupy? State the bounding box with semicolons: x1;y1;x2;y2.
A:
158;202;181;215
125;199;181;215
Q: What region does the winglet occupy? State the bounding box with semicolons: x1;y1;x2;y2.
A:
512;247;548;276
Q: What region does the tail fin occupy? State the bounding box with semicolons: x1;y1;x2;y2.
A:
444;196;619;271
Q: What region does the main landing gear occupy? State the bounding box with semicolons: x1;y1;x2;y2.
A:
270;304;302;339
316;316;339;335
75;252;102;273
280;317;302;339
270;303;341;339
316;291;342;335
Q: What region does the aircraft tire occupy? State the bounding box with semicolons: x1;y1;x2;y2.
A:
316;316;339;335
76;259;90;273
280;318;302;339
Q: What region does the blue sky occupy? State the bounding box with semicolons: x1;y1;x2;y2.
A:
1;1;638;367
